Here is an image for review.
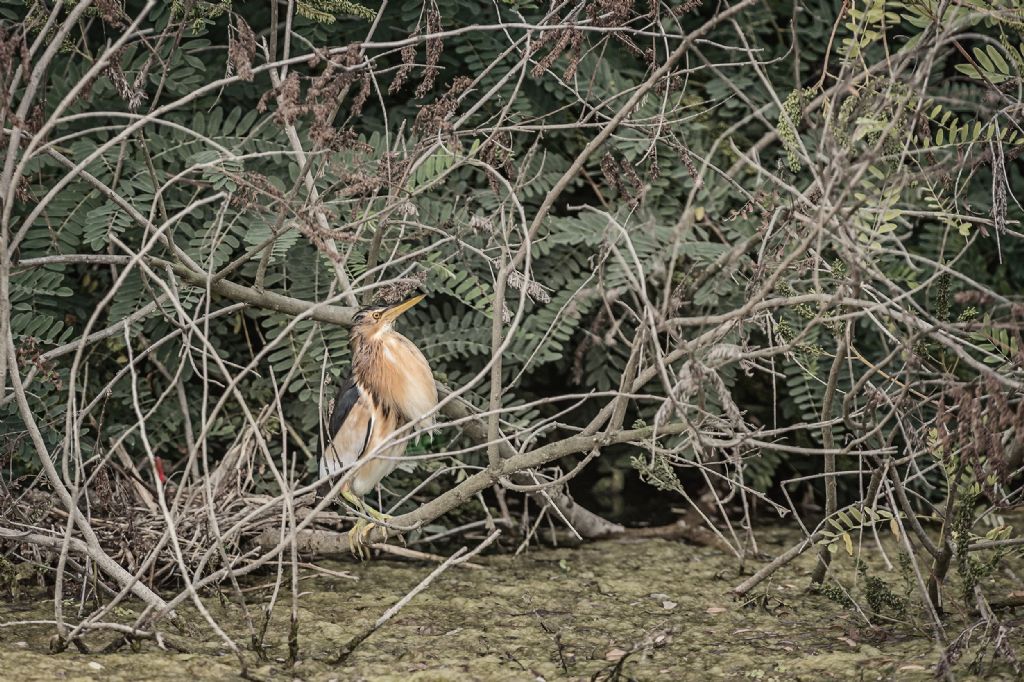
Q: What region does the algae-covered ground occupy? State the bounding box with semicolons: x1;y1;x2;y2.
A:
1;530;1021;680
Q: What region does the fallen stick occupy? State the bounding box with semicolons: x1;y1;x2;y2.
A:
731;531;822;597
333;530;501;662
369;542;486;569
618;516;733;551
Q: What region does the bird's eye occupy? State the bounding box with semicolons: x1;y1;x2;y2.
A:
373;311;381;320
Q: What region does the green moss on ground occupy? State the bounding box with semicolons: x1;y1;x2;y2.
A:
1;531;1021;680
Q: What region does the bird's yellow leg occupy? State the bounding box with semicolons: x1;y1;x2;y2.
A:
341;489;371;559
361;503;393;525
341;488;364;512
341;489;394;559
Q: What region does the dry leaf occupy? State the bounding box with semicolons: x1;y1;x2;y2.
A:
605;647;627;662
662;600;678;610
706;606;726;614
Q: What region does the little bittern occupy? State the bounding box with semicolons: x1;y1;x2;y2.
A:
318;294;437;558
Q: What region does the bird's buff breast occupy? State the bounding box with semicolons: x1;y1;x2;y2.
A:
379;335;438;424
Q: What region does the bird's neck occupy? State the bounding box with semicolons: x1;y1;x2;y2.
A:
352;331;415;413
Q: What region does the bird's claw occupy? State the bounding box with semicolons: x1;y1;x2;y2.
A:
347;512;393;560
347;519;369;560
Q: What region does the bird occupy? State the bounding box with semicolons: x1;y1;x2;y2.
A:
318;294;438;558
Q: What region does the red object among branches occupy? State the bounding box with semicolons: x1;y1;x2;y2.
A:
154;456;167;485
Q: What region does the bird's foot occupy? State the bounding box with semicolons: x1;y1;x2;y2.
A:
347;519;371;560
347;511;394;560
363;508;408;547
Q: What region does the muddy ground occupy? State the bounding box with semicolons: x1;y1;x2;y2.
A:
1;528;1021;680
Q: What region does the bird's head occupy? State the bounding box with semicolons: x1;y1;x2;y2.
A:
351;294;425;340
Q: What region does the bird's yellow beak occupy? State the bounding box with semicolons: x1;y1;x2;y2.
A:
382;294;425;323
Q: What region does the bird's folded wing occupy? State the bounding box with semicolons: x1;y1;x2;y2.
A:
321;379;373;477
328;376;358;438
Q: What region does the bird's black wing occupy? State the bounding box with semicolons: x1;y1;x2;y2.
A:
326;375;360;443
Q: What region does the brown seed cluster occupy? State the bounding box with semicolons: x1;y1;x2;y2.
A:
531;27;583;80
103;48;134;102
334;166;384;198
671;0;705;15
25;103;43;135
0;28;28;125
374;271;428;305
267;71;301;123
600;151;645;208
228;171;286;212
506;269;552;304
97;42;150;111
375;150;412;191
413;75;472;139
938;377;1024;504
257;46;372;148
588;0;654;63
93;0;127;27
390;3;446;99
15;336;62;391
308;48;362;144
468;214;494;233
390;37;419;95
667;138;702;188
527;0;655;81
13;175;32;203
228;16;257;82
293;207;348;261
589;0;637;26
415;7;444;98
479;130;516;187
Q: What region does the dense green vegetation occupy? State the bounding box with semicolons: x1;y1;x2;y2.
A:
3;0;1018;496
